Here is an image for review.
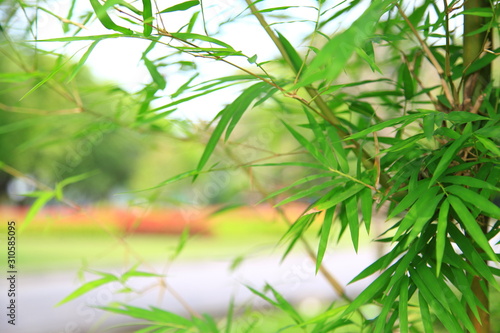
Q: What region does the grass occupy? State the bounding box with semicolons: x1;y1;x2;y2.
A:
2;204;376;272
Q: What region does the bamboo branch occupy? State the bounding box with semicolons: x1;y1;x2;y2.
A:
396;3;455;109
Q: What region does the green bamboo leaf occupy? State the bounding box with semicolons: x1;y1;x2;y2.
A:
259;172;333;204
267;284;304;324
446;185;500;219
429;125;471;187
170;32;234;50
405;193;444;246
158;1;199;13
100;304;193;326
20;56;74;101
197;83;268;173
345;195;359;252
343;265;396;316
374;278;402;333
327;127;349;173
418;292;434;333
440;175;500;191
476;135;500;156
316;207;335;273
246;285;277;306
275;179;344;207
436;199;449;276
346;113;422;141
89;0;133;34
142;0;153;36
20;191;54;233
393;186;440;241
387;179;431;219
56;276;117;306
349;244;405;284
226;84;276;139
401;64;414;99
296;305;348;327
55;171;98;201
143;57;166;89
315;183;364;211
168;227;190;261
360;188;373;232
422;113;435;140
303;108;338;169
461;7;494;17
411;268;463;332
399;276;410;333
276;31;303;73
298;0;392;87
258;6;301;13
445;111;489;123
447;194;497;262
282;121;329;167
450;267;483;320
356;45;382;73
67;40;100;82
0;72;43;83
447;223;498;287
415;265;475;332
35;34;126;43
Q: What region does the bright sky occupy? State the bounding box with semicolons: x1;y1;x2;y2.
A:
32;0;363;120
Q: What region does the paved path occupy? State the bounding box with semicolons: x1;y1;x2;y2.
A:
1;248;379;333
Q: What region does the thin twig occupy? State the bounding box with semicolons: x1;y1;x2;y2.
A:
396;3;455;109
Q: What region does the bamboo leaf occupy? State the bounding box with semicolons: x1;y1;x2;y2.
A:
346;113;423;141
158;1;200;13
282;121;329;167
418;292;434;333
197;83;268;173
447;223;498;287
327;127;349;173
401;64;414;99
259;172;334;204
446;185;500;219
440;176;500;192
387;179;430;219
57;276;117;306
267;284;304;324
67;40;100;82
343;265;396;316
298;0;392;87
360;188;373;232
429;126;471;187
436;199;449;276
170;32;234;50
445;111;489;123
393;186;440;241
89;0;134;34
276;31;303;73
315;183;364;211
316;207;335;273
275;179;344;207
142;0;153;36
399;276;410;333
19;191;54;232
20;56;74;100
476;135;500;156
143;57;166;89
447;194;497;262
345;195;360;252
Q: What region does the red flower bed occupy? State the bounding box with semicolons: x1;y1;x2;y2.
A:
0;205;211;235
